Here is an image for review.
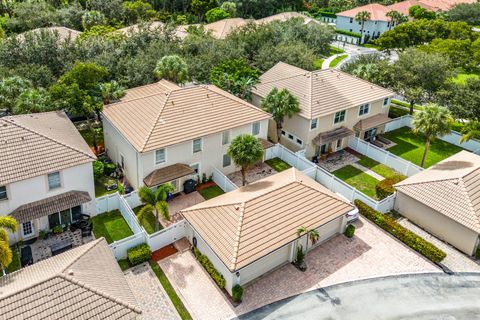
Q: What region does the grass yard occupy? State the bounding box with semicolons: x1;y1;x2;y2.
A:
118;259;130;271
332;165;379;199
313;58;324;69
133;205;161;234
92;210;133;243
265;157;292;172
329;54;348;68
383;127;463;168
95;176;119;198
6;246;21;274
357;156;398;179
198;185;224;200
329;45;345;55
149;260;192;320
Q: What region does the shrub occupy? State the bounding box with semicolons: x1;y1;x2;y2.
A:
53;225;63;235
344;224;355;238
295;245;305;264
103;162;116;176
232;284;244;303
193;247;226;288
354;200;446;263
318;11;337;18
205;8;230;23
127;243;152;266
93;161;105;180
39;229;48;240
336;29;361;38
376;174;406;199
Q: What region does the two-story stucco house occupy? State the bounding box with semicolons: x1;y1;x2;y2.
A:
102;80;271;191
0;111;96;243
252;62;394;160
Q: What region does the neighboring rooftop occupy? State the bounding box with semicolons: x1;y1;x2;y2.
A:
0;111;96;186
0;238;141;320
17;26;82;42
102;80;271;153
253;62;394;119
395;151;480;233
181;168;355;272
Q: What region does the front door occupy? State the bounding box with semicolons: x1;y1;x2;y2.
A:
320;144;327;154
60;209;72;226
364;128;378;140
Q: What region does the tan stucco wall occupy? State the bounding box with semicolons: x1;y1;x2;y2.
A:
395;192;479;256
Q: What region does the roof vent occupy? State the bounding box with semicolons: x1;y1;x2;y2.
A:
67;270;74;276
234;205;240;211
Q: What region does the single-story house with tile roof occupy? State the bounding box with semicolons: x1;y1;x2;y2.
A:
252;62;394;160
0;111;96;243
394;151;480;256
181;168;357;294
102;80;271;191
0;238;141;319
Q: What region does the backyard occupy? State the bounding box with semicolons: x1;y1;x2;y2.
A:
265;157;291;172
91;210;133;243
332;165;380;199
383;127;463;168
198;185;224;200
133;205;160;234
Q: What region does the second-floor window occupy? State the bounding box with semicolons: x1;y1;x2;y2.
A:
252;122;260;136
359;104;369;116
310;118;318;130
334;110;346;124
0;186;7;200
383;97;389;106
193;138;202;153
155;149;165;165
222;131;230;145
48;172;61;190
223;154;231;167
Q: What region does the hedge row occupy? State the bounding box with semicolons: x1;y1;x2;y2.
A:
127;243;152;266
193;247;226;288
336;29;362;38
354;200;446;263
318;11;337;18
376;174;406;199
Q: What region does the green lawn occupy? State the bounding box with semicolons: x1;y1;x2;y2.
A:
329;54;348;68
198;185;225;200
313;58;324;69
92;210;133;243
149;260;193;320
332;165;380;199
361;43;380;50
133;205;161;234
357;156;398;179
329;45;345;55
383;127;463;168
118;259;130;271
6;246;21;274
95;176;119;197
265;157;292;172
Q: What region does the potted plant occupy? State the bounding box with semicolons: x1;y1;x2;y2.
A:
53;225;63;235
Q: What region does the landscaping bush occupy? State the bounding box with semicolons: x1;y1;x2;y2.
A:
318;11;336;18
344;224;355;238
336;29;361;38
376;174;406;199
103;162;116;176
295;245;305;264
232;284;244;303
127;243;152;266
193;247;226;288
354;200;446;263
388;105;409;119
93;160;104;180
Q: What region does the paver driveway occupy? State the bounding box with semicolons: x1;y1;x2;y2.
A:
160;218;440;319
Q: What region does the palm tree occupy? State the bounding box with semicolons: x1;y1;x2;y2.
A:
99;81;126;105
13;88;54;114
460;121;480;143
154;55;189;85
355;11;371;44
412;104;453;168
137;183;175;231
296;226;320;253
386;10;407;30
227;134;264;186
0;216;18;276
261;88;300;143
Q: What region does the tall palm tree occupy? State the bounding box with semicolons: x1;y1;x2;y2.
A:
138;183;175;231
261;88;300;143
0;216;18;276
355;11;371;44
386;10;407;30
412;104;453;168
99;81;126;105
460;121;480;143
227;134;264;186
154;55;189;85
296;226;320;253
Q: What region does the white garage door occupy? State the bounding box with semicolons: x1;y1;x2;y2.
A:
239;244;290;286
310;217;342;250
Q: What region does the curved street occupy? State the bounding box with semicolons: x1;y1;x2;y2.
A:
238;273;480;320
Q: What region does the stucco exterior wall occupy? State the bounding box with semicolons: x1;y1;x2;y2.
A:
395;191;480;256
336;15;391;40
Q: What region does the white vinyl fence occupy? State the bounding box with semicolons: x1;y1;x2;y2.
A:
347;136;423;177
146;221;186;251
212;167;238;192
385;115;480;154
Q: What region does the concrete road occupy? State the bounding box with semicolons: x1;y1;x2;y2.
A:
238;273;480;320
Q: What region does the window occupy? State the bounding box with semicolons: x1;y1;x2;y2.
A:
252;122;260;136
193;138;202;153
350;29;353;32
60;209;72;226
336;139;342;149
310;118;318;130
222;131;230;145
71;206;82;222
155;149;166;165
359;104;370;116
223;154;231;167
296;138;303;146
0;186;7;200
334;110;346;124
383;97;389;106
288;134;294;140
190;163;200;174
48;213;61;229
281;130;286;136
48;172;61;190
349;18;353;23
22;221;34;237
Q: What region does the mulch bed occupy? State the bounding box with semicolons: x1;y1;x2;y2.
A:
345;147;362;158
196;181;216;191
151;245;178;262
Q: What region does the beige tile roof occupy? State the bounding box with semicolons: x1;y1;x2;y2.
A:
11;191;91;224
115;21;165;35
0;238;141;320
255;12;318;25
203;18;250;39
253;62;394;119
102;80;271;153
354;113;391;131
181;168;355;271
17;26;82;42
144;163;195;187
0;111;96;186
395;151;480;233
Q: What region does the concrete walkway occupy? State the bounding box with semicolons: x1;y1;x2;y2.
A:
350;162;384;181
238;273;480;320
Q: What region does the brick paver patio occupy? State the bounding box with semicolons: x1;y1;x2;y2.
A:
159;218;440;318
124;262;180;320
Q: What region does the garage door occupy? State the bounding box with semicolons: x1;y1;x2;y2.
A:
239;244;290;286
310;217;342;250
